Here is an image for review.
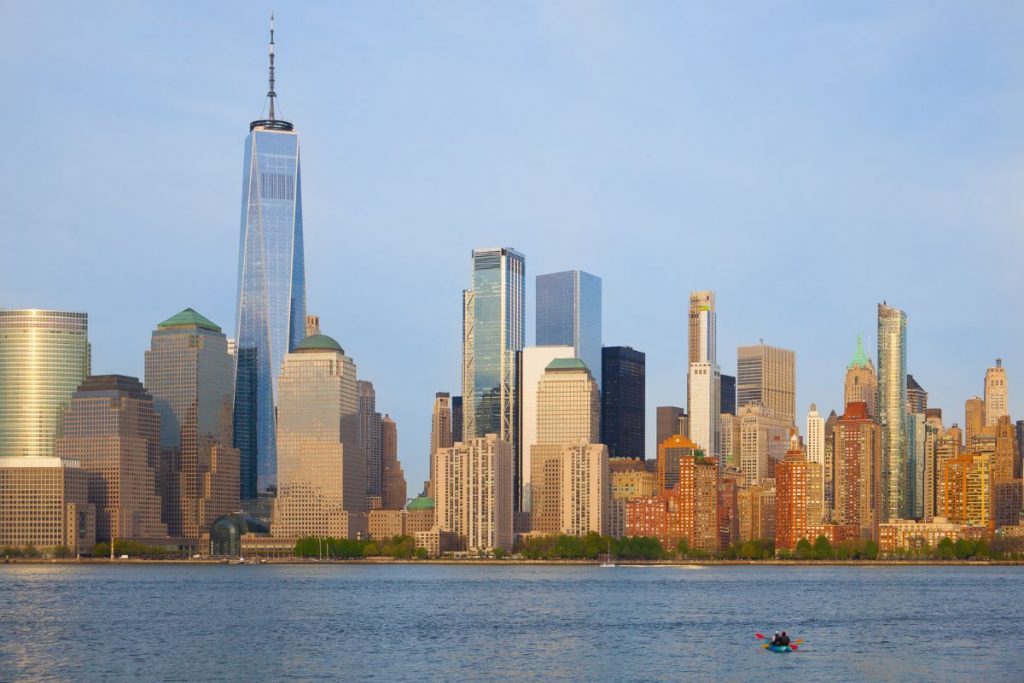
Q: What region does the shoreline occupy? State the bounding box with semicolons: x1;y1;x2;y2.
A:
4;558;1023;567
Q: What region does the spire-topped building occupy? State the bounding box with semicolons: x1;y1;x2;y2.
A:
844;335;877;417
234;15;307;499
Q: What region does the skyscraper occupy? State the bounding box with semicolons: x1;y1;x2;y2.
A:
833;402;882;540
877;302;908;522
358;381;382;501
380;415;407;510
737;343;796;424
806;404;824;466
56;375;167;543
985;359;1008;426
145;309;239;539
519;345;574;511
428;392;454;499
461;247;525;498
687;291;720;460
720;374;736;415
843;335;877;416
906;375;927;414
272;333;366;540
656;406;686;447
436;434;513;552
234;18;307;499
600;346;645;460
0;309;89;459
535;270;602;389
965;396;985;448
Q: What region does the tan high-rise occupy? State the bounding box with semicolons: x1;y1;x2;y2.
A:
0;455;95;553
942;453;993;530
737;343;796;424
428;392;453;499
991;416;1021;528
435;434;513;552
144;309;239;539
737;403;791;485
843;335;877;417
965;397;985;447
561;442;609;536
380;415;407;510
273;333;366;540
56;376;168;543
833;402;882;540
984;359;1008;427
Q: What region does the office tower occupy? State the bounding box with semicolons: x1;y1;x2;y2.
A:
435;434;513;552
656;434;700;492
737;343;796;423
843;335;877;417
0;456;94;554
451;396;463;446
530;359;602;531
687;291;720;459
905;412;926;520
719;413;741;469
906;375;927;414
233;19;307;499
833;402;882;540
877;302;908;522
561;442;609;536
600;346;646;459
428;392;454;499
656;406;686;446
55;375;167;543
272;333;366;540
991;416;1020;527
720;374;736;415
776;433;815;551
0;309;89;459
985;359;1008;426
922;419;941;522
823;409;838;518
520;345;574;511
358;381;382;499
964;397;985;447
144;309;239;538
737;403;791;485
806;404;825;466
942;454;993;529
461;248;525;501
380;415;407;510
535;270;602;389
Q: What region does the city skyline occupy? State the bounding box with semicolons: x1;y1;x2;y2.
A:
3;4;1023;493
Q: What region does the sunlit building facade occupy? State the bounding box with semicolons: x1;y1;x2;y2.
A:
877;302;908;521
843;335;877;417
984;359;1008;427
0;455;95;553
535;270;602;389
737;343;796;424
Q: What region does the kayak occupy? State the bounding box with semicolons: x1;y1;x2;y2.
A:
766;644;792;653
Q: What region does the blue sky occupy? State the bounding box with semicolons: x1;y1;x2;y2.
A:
3;3;1023;492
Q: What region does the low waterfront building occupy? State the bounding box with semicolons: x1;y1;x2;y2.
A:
878;518;989;553
368;509;406;540
0;456;95;554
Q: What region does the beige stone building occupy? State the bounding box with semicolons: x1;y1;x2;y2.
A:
560;442;609;536
842;336;877;417
984;359;1008;427
436;435;513;552
55;375;168;543
273;333;367;540
737;343;796;424
964;396;985;448
406;494;435;534
0;456;95;553
368;509;406;540
737;483;775;541
428;392;454;499
719;412;741;469
737;403;791;485
879;517;989;553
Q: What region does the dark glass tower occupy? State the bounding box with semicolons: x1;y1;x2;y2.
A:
600;346;645;459
720;374;736;415
535;270;602;389
234;16;306;498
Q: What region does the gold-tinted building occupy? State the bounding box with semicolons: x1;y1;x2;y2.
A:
55;375;168;543
0;455;95;553
737;483;775;541
428;393;453;499
833;402;883;540
984;359;1008;427
436;435;513;552
272;333;367;540
942;453;993;530
843;335;877;417
964;396;985;449
657;434;699;492
0;309;89;459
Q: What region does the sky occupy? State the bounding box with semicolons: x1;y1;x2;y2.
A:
3;2;1023;494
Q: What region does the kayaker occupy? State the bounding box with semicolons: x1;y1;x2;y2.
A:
770;632;782;646
778;632;791;646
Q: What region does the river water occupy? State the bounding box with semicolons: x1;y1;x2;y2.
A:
1;563;1021;681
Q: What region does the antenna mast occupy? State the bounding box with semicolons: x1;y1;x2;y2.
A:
268;12;277;120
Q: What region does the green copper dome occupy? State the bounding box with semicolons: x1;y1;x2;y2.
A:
545;357;589;372
407;495;435;511
157;308;221;333
294;334;344;353
848;334;872;369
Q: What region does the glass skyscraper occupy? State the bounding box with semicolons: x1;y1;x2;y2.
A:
0;309;90;459
233;21;306;499
877;302;908;521
535;270;602;389
462;248;525;504
600;346;646;459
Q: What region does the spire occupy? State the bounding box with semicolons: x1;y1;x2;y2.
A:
267;12;277;120
849;334;871;370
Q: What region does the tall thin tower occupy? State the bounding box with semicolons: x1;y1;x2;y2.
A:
687;291;720;462
876;302;908;521
234;14;307;499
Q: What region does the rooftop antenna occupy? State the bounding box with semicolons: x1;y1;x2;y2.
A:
267;12;277;120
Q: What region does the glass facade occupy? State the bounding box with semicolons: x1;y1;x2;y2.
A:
234;126;306;499
535;270;602;389
0;310;90;459
600;346;645;459
877;303;908;521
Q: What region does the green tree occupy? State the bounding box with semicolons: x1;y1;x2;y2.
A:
935;537;955;560
677;538;690;558
813;535;834;560
362;542;380;558
794;538;815;560
493;548;507;560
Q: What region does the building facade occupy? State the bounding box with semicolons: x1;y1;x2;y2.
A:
737;343;796;424
380;415;407;510
984;359;1008;426
358;381;383;500
844;335;877;417
0;309;89;459
535;270;602;389
428;392;454;499
877;302;908;522
520;345;575;510
687;291;720;461
600;346;645;459
233;23;307;499
833;402;883;540
0;456;95;553
737;403;791;485
435;435;513;552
